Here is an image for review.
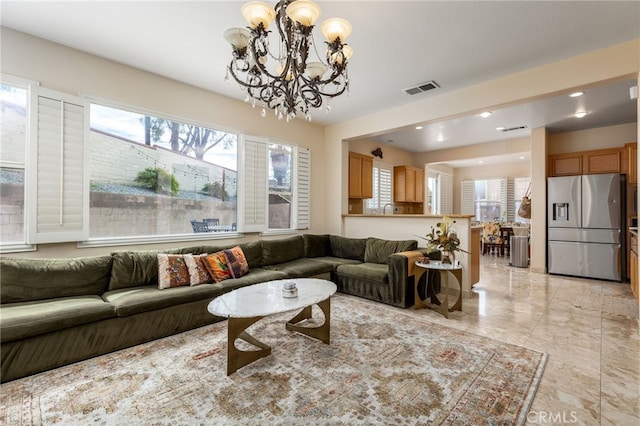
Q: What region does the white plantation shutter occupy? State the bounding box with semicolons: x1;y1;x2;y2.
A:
365;162;392;213
241;136;268;232
501;177;515;222
296;147;310;229
439;172;453;214
379;165;392;207
461;180;475;215
29;89;88;243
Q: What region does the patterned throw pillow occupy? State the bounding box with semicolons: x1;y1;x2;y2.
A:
183;254;212;286
223;246;249;279
202;251;232;282
157;254;191;289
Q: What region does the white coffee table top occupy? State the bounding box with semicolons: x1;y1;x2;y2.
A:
207;278;337;318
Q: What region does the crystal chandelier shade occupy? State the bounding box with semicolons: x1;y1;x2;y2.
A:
224;0;353;122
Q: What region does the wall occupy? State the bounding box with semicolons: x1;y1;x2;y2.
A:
549;122;637;154
348;138;414;166
0;27;326;258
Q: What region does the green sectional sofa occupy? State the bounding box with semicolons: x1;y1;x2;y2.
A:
0;234;434;383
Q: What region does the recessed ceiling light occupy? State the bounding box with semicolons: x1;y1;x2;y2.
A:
415;126;423;130
480;111;492;118
574;111;587;118
478;160;484;164
569;91;584;98
496;126;505;131
519;156;525;160
436;135;444;142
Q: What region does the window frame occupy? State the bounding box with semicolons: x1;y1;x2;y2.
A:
81;96;243;247
0;74;37;253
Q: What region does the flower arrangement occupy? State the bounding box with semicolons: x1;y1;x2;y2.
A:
422;216;468;254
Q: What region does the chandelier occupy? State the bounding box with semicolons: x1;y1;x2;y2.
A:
224;0;353;122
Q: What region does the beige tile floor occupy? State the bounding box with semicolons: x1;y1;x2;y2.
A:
394;254;639;425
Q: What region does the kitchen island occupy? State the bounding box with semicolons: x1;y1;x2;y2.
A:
342;214;478;298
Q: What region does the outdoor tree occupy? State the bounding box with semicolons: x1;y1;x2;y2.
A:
143;117;234;160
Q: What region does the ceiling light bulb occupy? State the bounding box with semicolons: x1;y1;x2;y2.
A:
496;126;505;131
480;111;492;118
569;91;584;98
478;160;484;164
436;135;444;142
241;1;276;29
285;0;321;27
574;111;587;118
519;156;525;160
415;126;423;130
321;18;352;42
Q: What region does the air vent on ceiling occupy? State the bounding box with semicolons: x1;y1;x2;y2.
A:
404;80;439;95
501;125;528;132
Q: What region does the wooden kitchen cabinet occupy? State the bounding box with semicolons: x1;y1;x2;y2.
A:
394;166;424;202
549;147;623;176
348;152;373;199
626;142;637;184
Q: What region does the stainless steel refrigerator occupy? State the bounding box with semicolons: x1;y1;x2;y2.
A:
547;173;625;281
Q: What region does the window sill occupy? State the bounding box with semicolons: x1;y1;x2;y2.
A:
259;229;299;237
0;243;37;254
77;232;244;249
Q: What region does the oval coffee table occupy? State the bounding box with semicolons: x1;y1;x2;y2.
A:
208;278;337;375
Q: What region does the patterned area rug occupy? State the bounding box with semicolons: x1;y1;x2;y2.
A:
0;295;546;425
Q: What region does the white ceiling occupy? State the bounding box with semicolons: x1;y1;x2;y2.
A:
2;1;639;158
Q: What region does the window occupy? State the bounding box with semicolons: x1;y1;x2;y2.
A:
430;172;452;214
474;179;502;221
365;161;392;214
463;177;526;222
0;80;28;248
89;103;238;240
268;143;292;229
242;136;309;233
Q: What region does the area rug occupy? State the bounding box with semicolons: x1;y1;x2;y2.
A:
0;295;547;425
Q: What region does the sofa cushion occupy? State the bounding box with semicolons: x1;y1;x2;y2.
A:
202;252;232;282
261;236;304;265
224;246;249;279
336;263;389;283
184;254;212;286
109;248;188;290
329;235;366;261
0;296;115;342
307;256;362;270
264;258;334;278
364;237;418;265
157;254;191;289
304;234;332;258
102;283;225;317
0;256;113;304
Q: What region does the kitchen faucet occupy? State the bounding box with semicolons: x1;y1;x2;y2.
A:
383;203;393;215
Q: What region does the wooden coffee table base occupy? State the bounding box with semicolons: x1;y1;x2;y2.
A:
226;297;331;375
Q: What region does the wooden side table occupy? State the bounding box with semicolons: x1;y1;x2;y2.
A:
414;261;463;318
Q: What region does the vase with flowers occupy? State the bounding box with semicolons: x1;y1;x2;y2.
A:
420;216;468;264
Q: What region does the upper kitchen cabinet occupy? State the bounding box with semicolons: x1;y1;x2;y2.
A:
348;152;373;199
625;142;637;184
394;166;424;203
549;147;623;177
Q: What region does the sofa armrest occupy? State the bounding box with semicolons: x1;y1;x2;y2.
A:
387;250;427;308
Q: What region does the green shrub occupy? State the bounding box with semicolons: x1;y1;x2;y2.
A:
201;181;228;199
135;167;179;196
